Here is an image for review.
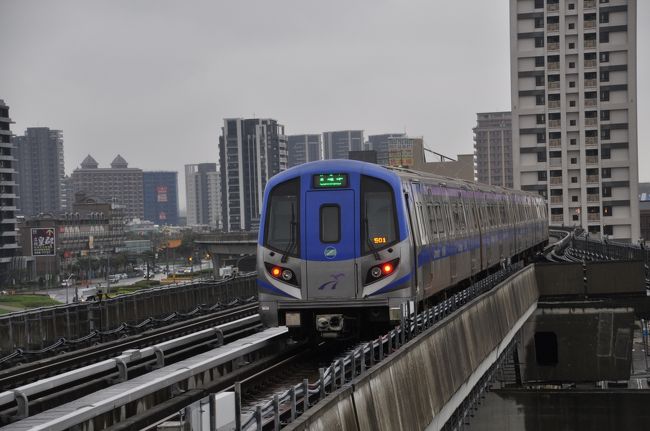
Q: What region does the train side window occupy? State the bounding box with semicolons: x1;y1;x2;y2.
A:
434;203;445;238
320;205;340;243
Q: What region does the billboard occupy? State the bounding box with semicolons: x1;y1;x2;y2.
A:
31;228;56;256
156;186;168;203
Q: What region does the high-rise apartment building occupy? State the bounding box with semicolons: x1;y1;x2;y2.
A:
13;127;65;216
0;100;18;282
185;163;217;227
510;0;638;240
143;171;179;225
219;118;287;232
474;112;513;187
287;134;321;168
70;155;144;220
368;133;405;166
206;170;222;229
322;130;364;160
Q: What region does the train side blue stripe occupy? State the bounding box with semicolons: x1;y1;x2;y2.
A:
368;273;412;296
256;279;297;299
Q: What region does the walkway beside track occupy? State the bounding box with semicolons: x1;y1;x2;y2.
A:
284;265;538;431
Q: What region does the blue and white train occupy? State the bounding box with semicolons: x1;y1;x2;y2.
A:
257;160;548;338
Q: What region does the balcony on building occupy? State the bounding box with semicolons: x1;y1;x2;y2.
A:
547;22;560;33
547;42;560;52
584;0;596;9
584;20;597;30
548;119;561;129
548;81;561;91
584;39;597;49
550;176;563;185
587;194;600;203
585;59;597;69
587;212;600;222
586;174;599;184
547;2;560;12
549;158;562;167
585;79;597;88
551;214;564;223
585;118;598;126
549;138;561;148
548;61;560;71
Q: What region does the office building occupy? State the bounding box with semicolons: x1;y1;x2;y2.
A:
219;118;288;232
206;170;222;229
287;134;321;167
510;0;639;240
143;171;179;225
474;112;513;187
70;155;144;220
13;127;65;216
322;130;364;160
185;163;217;227
0;100;18;282
368;133;405;166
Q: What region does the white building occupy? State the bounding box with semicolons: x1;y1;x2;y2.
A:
510;0;639;241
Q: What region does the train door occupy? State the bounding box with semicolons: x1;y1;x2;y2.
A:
304;190;358;299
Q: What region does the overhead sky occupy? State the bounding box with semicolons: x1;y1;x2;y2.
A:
1;1;648;211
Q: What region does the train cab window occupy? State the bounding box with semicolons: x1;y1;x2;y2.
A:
361;176;398;254
264;178;300;256
320;205;340;243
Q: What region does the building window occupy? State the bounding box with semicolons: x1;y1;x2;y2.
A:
534;0;544;8
600;90;610;101
535;17;544;28
538;171;548;181
570;119;577;126
600;52;610;62
569;61;575;68
569;100;576;107
535;56;545;67
600;32;609;43
603;225;613;235
568;3;575;10
537;114;546;124
569;22;575;30
573;214;579;221
602;186;612;197
572;195;579;202
601;147;611;159
602;168;611;178
601;128;610;140
537;152;547;163
536;75;545;86
569;42;575;49
600;110;610;121
571;157;577;164
570;138;577;145
537;132;547;143
536;94;546;105
535;37;545;48
600;71;610;82
600;12;609;24
603;206;612;217
571;177;578;183
569;81;576;88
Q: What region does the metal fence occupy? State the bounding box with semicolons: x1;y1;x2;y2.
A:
0;274;258;359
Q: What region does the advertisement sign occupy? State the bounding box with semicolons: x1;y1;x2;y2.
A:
159;211;167;220
156;186;168;203
31;228;56;256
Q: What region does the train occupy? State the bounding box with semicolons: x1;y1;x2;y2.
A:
257;159;548;338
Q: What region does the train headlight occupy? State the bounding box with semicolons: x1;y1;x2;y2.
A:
281;269;294;281
265;262;299;286
365;258;400;285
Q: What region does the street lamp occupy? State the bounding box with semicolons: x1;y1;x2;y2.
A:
189;256;193;281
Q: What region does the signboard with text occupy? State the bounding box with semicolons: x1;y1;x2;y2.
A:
156;186;168;202
31;228;56;256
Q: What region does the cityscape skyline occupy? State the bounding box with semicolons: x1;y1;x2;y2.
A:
1;1;647;212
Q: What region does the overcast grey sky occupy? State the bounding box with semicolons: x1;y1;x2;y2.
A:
0;1;648;211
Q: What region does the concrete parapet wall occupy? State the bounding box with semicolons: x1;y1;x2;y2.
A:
285;265;539;431
0;276;257;355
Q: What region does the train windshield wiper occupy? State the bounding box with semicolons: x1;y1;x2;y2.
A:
281;202;296;263
364;206;381;261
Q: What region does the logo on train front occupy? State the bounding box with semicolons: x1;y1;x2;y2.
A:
324;246;337;259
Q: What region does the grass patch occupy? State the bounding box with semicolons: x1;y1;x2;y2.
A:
0;294;61;308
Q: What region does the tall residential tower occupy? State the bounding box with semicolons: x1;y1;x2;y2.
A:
0;100;18;282
287;134;321;168
13;127;65;216
474;112;513;188
510;0;638;240
219;118;287;232
185;163;218;227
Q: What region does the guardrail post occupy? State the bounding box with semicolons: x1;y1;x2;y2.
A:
209;393;217;431
234;382;242;431
360;347;366;374
14;391;28;419
290;386;297;422
302;379;310;410
399;305;406;346
351;350;357;379
273;394;280;431
115;358;128;382
339;358;345;386
319;368;325;400
255;405;262;431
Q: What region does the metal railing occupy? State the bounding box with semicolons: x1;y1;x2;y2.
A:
235;263;524;430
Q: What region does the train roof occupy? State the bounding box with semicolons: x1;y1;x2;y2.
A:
267;160;541;200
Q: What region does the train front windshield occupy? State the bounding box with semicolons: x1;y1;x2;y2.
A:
361;176;398;253
264;178;300;257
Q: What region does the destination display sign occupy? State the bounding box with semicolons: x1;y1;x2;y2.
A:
313;173;349;189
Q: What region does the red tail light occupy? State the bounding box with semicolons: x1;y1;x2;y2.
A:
271;267;281;277
382;263;393;275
